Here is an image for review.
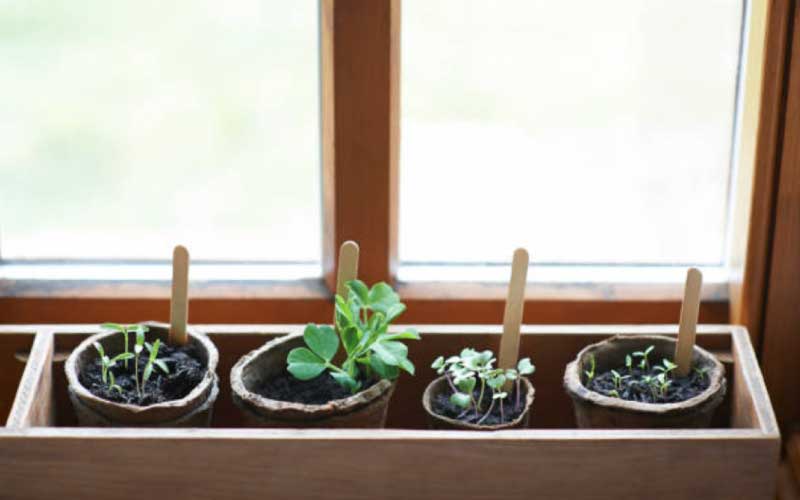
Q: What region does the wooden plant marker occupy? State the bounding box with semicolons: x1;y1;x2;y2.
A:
498;248;529;390
335;240;360;300
169;245;190;346
674;267;703;377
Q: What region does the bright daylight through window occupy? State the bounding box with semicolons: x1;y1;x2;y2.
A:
0;0;321;268
400;0;744;273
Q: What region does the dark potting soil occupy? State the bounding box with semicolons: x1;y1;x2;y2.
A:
585;366;711;404
80;343;206;406
432;382;527;426
257;370;377;405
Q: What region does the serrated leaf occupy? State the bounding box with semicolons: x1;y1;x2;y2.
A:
303;324;338;362
287;347;327;380
450;392;472;409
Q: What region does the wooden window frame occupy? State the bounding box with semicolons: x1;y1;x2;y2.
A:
0;0;787;335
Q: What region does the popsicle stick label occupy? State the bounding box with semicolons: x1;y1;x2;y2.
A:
674;268;702;377
169;245;190;346
498;248;529;383
336;241;359;299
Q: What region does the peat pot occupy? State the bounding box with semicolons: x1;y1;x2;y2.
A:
65;322;219;427
422;375;535;430
564;335;726;428
231;332;395;428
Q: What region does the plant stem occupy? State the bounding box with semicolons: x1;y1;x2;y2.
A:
477;399;495;425
477;378;486;412
515;378;521;411
500;398;505;423
444;372;457;393
123;328;129;369
134;353;141;398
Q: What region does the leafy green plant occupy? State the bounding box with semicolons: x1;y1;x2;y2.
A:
432;348;534;425
286;280;420;394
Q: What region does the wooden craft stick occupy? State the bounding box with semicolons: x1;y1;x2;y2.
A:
169;245;190;346
499;248;529;389
674;267;703;377
335;241;359;299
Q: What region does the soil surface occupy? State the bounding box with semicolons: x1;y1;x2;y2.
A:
257;370;377;405
586;365;711;404
80;343;206;406
432;381;527;426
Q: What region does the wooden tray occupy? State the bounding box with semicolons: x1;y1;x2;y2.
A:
0;324;780;499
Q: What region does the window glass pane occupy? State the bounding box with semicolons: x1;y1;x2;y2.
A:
400;0;743;265
0;0;320;263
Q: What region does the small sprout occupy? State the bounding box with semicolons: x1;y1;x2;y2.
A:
517;357;535;375
625;354;633;372
694;366;710;381
608;389;620;398
584;354;596;383
632;345;655;371
610;369;629;391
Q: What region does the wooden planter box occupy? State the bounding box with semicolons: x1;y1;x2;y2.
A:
0;324;779;499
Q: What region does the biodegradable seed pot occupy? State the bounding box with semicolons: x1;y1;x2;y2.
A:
65;322;219;427
230;280;419;428
422;349;536;430
563;335;726;428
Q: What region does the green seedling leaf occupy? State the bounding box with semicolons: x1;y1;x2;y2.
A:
382;328;420;341
154;359;169;374
113;352;134;364
93;342;106;358
303;324;339;362
517;357;535;375
370;353;400;380
142;363;153;384
432;356;445;370
367;282;400;314
505;369;518;380
347;279;370;306
341;326;360;355
456;375;476;394
487;374;506;390
287;348;326;380
385;303;407;323
101;323;125;332
493;392;508;400
450;392;472;409
330;371;361;392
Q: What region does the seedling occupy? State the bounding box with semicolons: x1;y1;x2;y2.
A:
694;366;710;381
432;348;534;425
625;354;633;373
101;323;138;369
610;369;629;391
287;280;420;394
96;323;170;399
632;345;655;371
584;354;596;383
93;342;132;394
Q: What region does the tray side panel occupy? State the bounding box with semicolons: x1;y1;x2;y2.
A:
6;331;54;428
0;434;777;500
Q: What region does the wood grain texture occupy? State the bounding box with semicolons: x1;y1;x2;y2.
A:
498;249;528;378
0;428;778;500
169;245;190;345
321;0;399;290
675;268;702;377
6;331;54;428
761;0;800;435
732;0;793;347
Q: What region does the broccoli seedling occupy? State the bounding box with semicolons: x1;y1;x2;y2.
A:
432;349;534;425
287;280;419;394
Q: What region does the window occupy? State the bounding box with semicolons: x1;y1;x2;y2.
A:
0;0;321;267
400;0;744;270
